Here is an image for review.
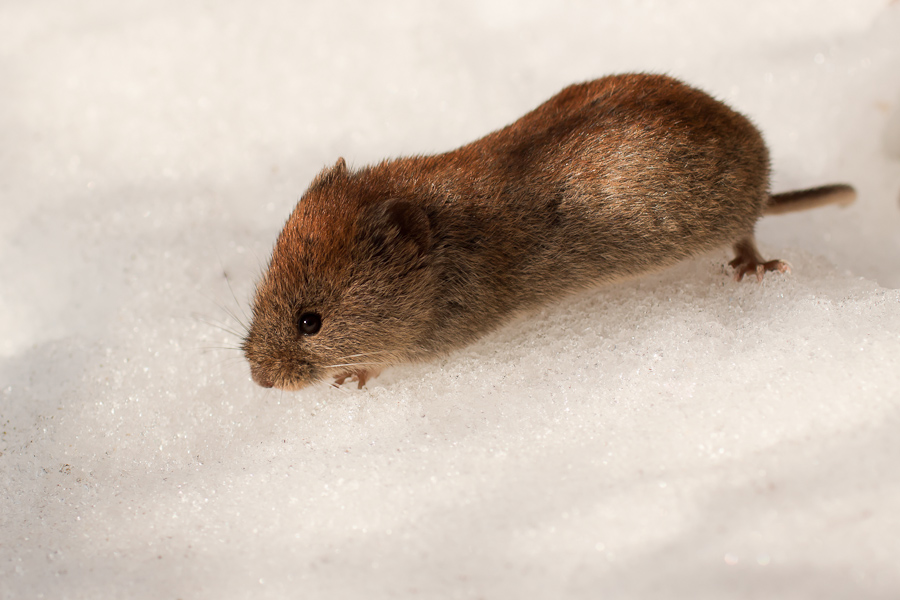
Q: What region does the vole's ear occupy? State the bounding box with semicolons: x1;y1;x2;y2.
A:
309;157;349;189
358;199;432;260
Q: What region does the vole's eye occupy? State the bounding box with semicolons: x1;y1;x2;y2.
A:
297;312;322;336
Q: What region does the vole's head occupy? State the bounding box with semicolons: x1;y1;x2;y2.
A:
242;158;436;390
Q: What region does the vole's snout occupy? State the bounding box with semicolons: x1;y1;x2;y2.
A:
243;339;319;390
250;367;275;388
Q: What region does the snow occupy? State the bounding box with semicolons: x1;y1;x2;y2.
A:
2;1;900;598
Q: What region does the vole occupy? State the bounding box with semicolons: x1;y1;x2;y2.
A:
242;73;855;390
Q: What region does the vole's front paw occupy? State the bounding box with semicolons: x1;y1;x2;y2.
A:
332;369;379;389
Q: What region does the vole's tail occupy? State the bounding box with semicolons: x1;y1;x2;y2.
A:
764;184;856;216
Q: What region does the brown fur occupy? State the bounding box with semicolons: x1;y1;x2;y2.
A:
242;73;855;390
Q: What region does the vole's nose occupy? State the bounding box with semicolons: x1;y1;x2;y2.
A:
250;368;275;388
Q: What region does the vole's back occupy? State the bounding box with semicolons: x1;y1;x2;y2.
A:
358;74;769;347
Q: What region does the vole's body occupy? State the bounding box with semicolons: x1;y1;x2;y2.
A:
243;73;854;390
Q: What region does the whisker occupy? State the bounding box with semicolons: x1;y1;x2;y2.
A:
220;304;247;332
212;356;247;368
323;362;385;368
217;356;246;365
193;289;247;334
193;315;245;340
210;301;248;335
198;346;243;352
218;255;251;327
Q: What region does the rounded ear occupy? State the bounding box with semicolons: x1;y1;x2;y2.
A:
309;157;349;189
358;199;432;259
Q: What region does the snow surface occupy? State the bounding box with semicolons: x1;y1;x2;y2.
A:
2;1;900;598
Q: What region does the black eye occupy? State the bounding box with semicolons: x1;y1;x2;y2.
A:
297;312;322;336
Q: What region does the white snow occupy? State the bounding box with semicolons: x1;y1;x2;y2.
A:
2;1;900;598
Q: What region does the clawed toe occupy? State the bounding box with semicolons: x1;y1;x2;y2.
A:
730;258;790;282
730;237;791;282
332;369;378;389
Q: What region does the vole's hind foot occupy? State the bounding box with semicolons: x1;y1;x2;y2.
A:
729;237;791;282
332;369;379;389
730;258;790;282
